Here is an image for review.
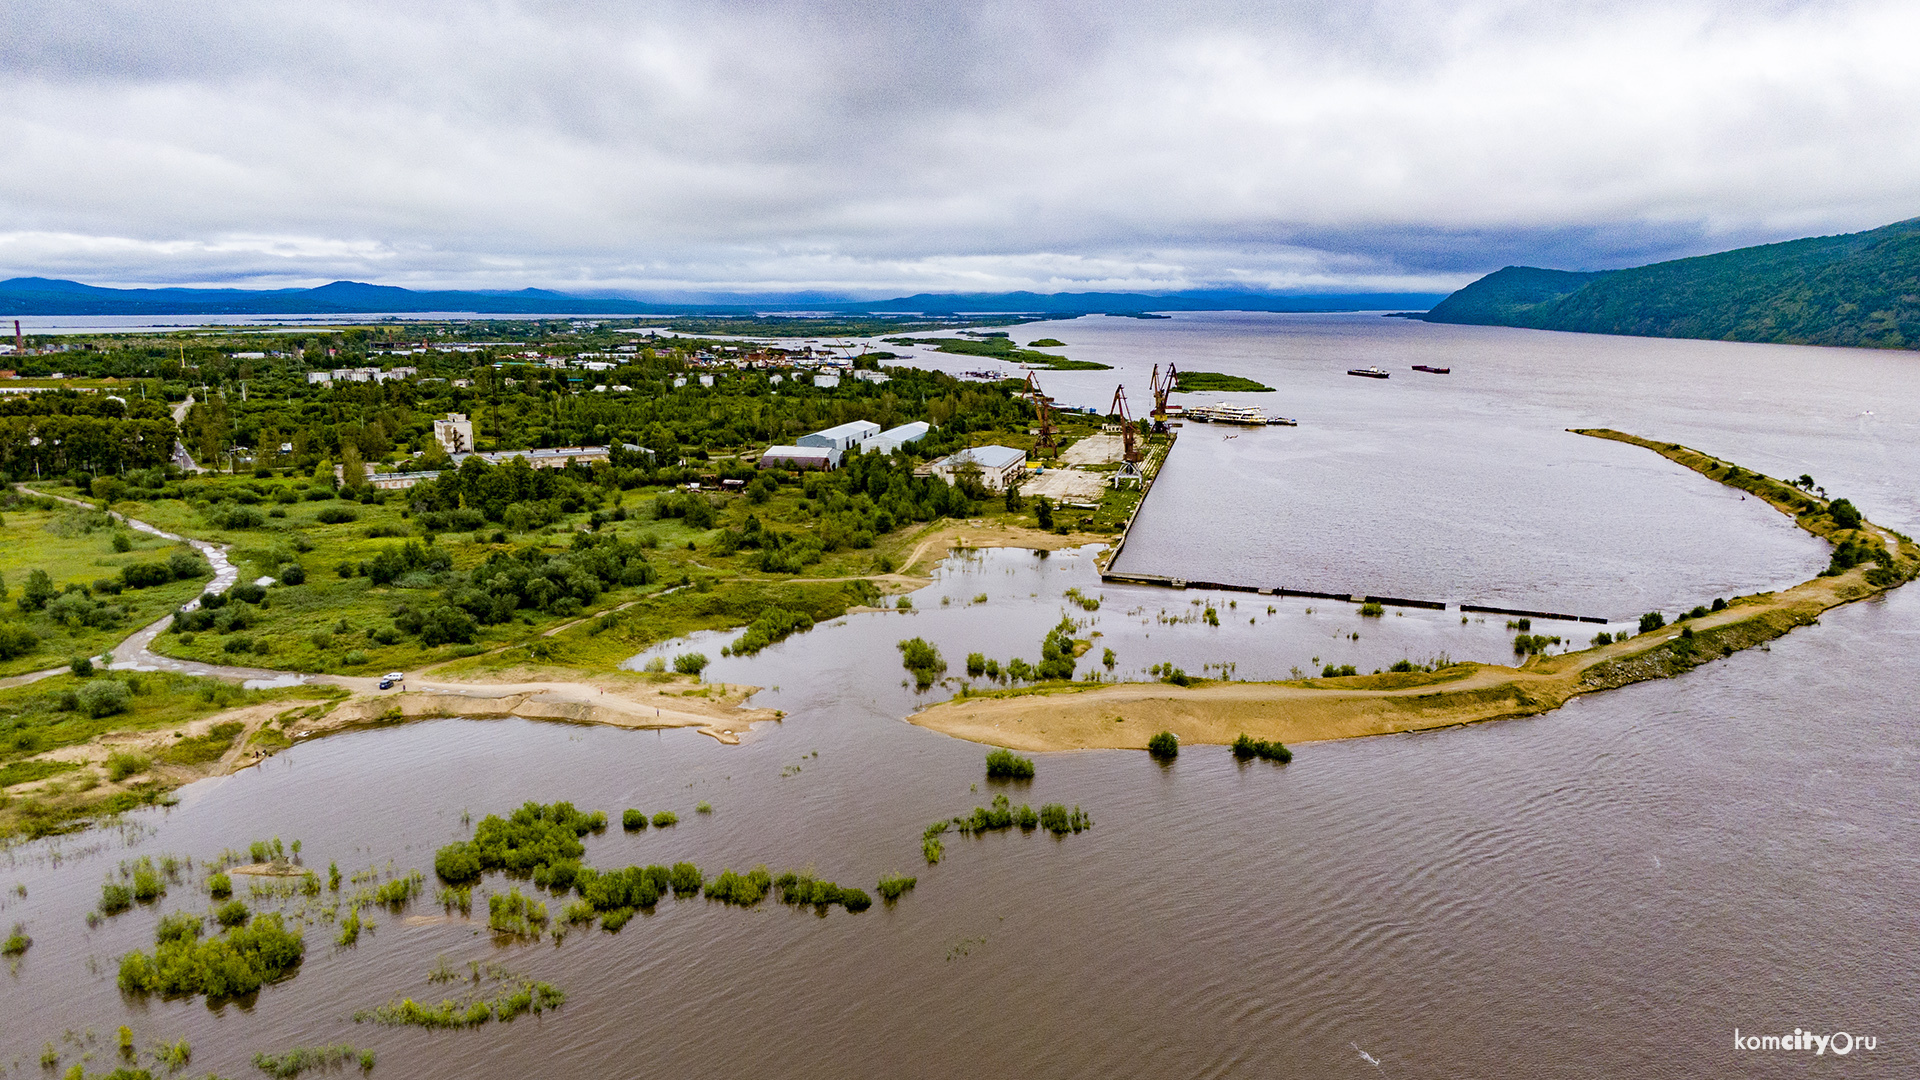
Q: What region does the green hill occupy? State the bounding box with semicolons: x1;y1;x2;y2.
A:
1423;216;1920;349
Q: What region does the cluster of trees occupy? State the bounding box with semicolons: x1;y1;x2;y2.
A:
0;393;176;478
116;910;305;1000
432;801;606;885
960;617;1082;686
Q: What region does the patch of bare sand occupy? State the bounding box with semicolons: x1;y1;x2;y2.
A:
305;668;780;745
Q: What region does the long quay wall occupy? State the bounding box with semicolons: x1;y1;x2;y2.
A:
1099;571;1608;624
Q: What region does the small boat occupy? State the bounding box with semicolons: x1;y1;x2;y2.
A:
1347;366;1390;379
1266;416;1298;426
1411;364;1451;374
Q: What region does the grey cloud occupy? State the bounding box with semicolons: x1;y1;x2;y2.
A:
0;0;1914;294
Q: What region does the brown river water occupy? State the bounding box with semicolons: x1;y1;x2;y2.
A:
2;315;1914;1078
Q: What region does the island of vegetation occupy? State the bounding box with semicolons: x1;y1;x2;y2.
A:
1422;215;1920;350
910;429;1919;751
1171;371;1274;393
883;332;1112;370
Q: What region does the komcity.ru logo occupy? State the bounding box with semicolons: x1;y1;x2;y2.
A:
1734;1029;1877;1055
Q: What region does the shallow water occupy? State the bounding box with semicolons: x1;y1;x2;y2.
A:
3;317;1916;1079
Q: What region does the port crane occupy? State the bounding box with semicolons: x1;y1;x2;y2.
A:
1025;372;1059;457
1147;361;1178;432
1110;384;1145;486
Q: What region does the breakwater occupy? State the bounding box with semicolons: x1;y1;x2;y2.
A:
1097;570;1609;623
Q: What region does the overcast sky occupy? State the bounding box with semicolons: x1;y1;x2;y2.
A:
1;0;1916;297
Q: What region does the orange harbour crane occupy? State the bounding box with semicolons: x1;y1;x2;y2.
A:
1025;372;1058;456
1148;361;1178;432
1110;384;1145;485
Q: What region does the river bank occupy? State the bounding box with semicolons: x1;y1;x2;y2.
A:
910;430;1919;750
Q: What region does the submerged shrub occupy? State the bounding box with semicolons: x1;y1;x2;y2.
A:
668;862;702;897
984;748;1035;780
251;1045;372;1079
100;882;133;915
208;873;232;899
486;888;548;938
621;808;646;831
1145;731;1179;760
876;874;917;902
433;801;601;884
703;866;773;907
1229;733;1293;764
651;811;678;828
117;912;305;1000
897;637;946;690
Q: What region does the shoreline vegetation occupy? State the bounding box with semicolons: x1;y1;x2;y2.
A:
2;317;1166;839
909;429;1920;751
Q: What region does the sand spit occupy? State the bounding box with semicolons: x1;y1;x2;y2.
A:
910;430;1919;751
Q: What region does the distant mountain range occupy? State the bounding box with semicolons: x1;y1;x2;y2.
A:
1424;216;1920;349
0;277;1443;319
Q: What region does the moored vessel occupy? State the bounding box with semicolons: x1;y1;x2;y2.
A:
1347;366;1390;379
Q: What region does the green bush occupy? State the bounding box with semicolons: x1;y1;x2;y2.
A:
671;652;709;676
100;882;133;915
433;801;600;883
251;1045;372;1079
1828;498;1863;530
130;858;165;902
876;874;916;901
486;888;548;937
208;872;232;899
156;910;203;944
1230;733;1293;764
897;637;946;690
621;808;646;831
984;748;1035;780
1146;731;1178;759
1037;803;1092;834
214;899;250;929
668;861;701;896
104;749;149;781
117;911;304;1000
79;679;131;718
315;506;359;525
727;608;815;656
0;622;38;660
651;810;678;828
1638;611;1666;634
703;866;772;907
1359;602;1385;617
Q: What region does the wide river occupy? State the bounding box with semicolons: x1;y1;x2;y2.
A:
3;315;1915;1078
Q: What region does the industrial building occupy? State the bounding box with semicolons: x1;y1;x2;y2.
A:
758;445;842;470
928;445;1027;491
860;421;930;455
797;420;880;452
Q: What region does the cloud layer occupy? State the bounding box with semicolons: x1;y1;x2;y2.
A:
2;0;1917;295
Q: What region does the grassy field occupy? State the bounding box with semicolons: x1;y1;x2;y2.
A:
0;670;340;838
0;502;213;676
16;431;1141;679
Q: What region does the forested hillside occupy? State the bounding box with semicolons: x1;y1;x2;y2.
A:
1423;216;1920;349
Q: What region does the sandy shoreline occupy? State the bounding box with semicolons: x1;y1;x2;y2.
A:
910;431;1919;752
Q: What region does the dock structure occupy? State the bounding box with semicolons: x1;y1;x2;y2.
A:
1096;571;1609;624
